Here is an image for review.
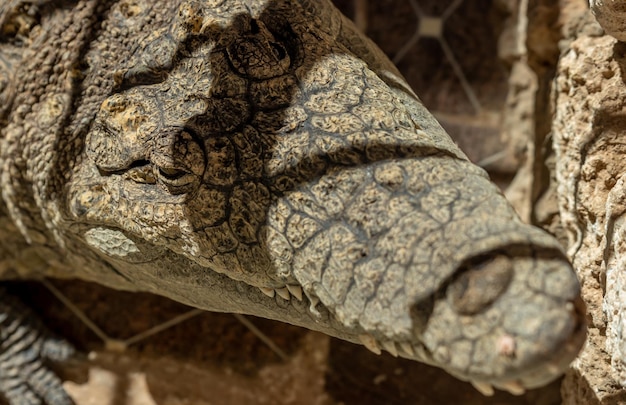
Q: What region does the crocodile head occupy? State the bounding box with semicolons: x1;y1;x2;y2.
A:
63;0;585;395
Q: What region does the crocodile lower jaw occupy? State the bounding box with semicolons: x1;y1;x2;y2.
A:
468;298;587;396
254;281;586;397
78;225;585;398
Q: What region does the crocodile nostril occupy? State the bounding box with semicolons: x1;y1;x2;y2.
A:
447;255;514;315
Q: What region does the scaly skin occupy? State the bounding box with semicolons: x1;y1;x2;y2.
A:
0;0;585;403
0;287;75;405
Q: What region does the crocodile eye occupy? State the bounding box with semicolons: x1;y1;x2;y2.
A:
158;167;185;179
150;128;205;195
155;166;197;193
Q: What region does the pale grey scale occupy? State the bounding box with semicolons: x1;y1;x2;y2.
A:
24;364;73;405
0;288;74;405
4;387;41;405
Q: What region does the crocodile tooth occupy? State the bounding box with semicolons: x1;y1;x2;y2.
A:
358;334;381;355
286;284;303;301
308;295;321;317
500;380;525;396
470;380;494;396
275;287;290;300
399;342;414;357
259;287;275;298
381;340;398;357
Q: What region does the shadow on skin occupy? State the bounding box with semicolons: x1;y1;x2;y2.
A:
64;0;443;338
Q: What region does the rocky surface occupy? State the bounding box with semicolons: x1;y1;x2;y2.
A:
590;0;626;42
553;28;626;405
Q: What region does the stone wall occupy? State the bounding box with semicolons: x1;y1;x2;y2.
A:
553;2;626;403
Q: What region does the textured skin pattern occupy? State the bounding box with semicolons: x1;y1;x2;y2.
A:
0;288;75;405
0;0;585;402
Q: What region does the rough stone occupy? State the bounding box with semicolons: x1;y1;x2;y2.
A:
552;27;626;405
590;0;626;42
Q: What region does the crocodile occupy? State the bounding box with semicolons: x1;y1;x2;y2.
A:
0;0;586;403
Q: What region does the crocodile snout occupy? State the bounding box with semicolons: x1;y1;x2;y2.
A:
421;253;586;395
